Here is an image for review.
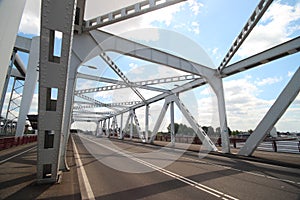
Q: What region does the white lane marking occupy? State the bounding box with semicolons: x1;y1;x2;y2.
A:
109;138;300;185
72;135;95;200
0;146;36;164
79;134;239;200
179;155;299;185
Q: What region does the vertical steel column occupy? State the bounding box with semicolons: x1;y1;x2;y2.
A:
99;121;103;136
170;101;175;147
130;114;133;140
107;118;111;137
95;120;100;136
103;119;107;137
59;0;86;171
208;77;230;153
130;113;133;139
37;0;76;183
59;51;81;170
119;113;123;139
145;105;149;142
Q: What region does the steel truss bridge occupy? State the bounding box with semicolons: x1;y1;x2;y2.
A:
0;0;299;184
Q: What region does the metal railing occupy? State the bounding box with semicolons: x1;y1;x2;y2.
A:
0;135;37;150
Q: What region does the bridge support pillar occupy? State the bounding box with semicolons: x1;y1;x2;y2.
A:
119;113;124;139
145;105;149;143
37;0;76;183
170;101;175;147
108;118;111;137
210;77;230;153
130;114;133;139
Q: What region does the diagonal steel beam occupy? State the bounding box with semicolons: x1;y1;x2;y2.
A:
221;36;300;77
239;67;300;156
218;0;273;71
100;52;146;102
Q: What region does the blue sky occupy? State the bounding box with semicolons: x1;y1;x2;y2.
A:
5;0;299;132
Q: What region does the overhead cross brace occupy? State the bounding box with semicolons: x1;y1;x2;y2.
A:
73;110;116;115
76;72;199;94
75;81;169;94
73;100;142;110
84;0;186;31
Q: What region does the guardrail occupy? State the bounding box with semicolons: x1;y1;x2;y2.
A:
153;135;300;154
105;133;300;154
0;135;37;150
230;137;300;154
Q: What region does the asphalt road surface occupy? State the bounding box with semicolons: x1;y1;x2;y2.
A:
73;133;300;200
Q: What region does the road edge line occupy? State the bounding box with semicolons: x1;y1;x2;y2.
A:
72;134;95;200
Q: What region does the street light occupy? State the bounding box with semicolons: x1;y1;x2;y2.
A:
82;64;97;70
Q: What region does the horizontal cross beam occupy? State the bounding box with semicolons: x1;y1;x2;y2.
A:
84;0;186;31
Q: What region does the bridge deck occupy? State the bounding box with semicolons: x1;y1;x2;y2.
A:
0;134;299;199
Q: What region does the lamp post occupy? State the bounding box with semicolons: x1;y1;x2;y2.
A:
81;64;97;70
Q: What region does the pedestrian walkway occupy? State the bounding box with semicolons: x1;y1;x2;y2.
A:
0;140;80;200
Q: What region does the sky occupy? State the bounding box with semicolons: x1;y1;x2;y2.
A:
3;0;300;133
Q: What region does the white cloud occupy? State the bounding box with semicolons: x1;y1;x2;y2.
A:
190;21;200;34
197;77;279;131
223;78;274;131
287;71;294;77
188;0;204;16
129;63;138;70
212;47;218;55
76;80;97;90
237;1;300;58
254;76;283;86
18;0;204;41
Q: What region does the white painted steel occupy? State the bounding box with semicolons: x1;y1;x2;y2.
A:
219;0;273;70
0;0;26;101
239;67;300;156
16;37;40;136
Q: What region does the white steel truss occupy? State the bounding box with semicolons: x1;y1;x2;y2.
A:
239;67;300;156
84;0;186;31
149;95;218;151
100;52;146;102
218;0;273;71
3;0;300;184
75;73;198;94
